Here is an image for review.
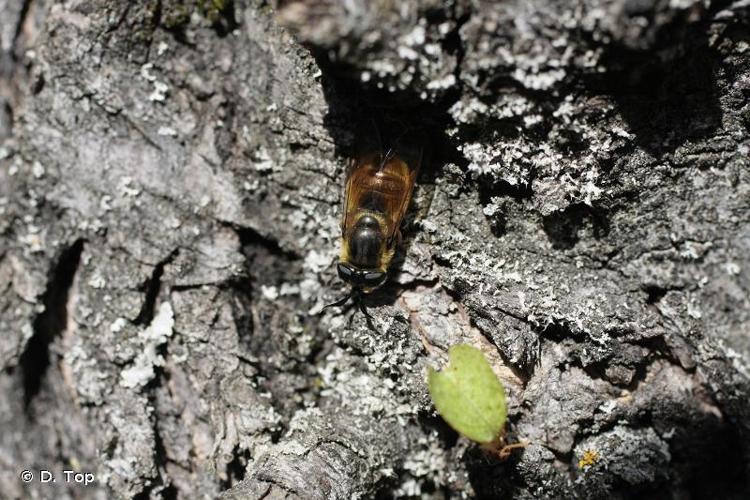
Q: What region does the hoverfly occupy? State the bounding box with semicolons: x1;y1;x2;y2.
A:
325;134;423;316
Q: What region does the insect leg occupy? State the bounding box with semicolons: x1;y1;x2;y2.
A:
358;300;373;319
354;291;374;319
322;290;354;311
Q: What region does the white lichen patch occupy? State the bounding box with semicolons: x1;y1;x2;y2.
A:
140;63;169;102
120;302;174;389
397;45;419;60
426;74;456;90
118;176;141;198
317;347;409;420
401;435;449;483
252;147;275;172
87;272;106;289
32;161;45;179
99;194;113;212
110;317;127;333
725;262;741;275
157;126;178;137
512;66;567;91
304;249;334;274
148;81;169;102
260;285;279;301
19;228;45;254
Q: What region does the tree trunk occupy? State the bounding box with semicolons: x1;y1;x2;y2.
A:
1;0;749;498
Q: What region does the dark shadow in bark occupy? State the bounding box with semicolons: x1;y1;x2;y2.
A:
0;98;11;141
219;445;251;490
463;446;520;499
587;29;722;157
418;410;460;449
542;203;611;250
19;239;85;411
134;248;179;326
477;178;534;238
667;405;748;499
234;224;325;419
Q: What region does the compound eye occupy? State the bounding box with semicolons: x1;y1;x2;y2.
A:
363;271;386;288
337;263;354;281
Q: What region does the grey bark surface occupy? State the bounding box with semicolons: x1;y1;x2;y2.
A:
1;0;749;498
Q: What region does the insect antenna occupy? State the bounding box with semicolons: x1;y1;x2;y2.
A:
378;147;394;171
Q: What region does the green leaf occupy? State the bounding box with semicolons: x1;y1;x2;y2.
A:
427;344;507;443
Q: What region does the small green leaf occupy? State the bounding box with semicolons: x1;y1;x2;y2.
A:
427;344;507;443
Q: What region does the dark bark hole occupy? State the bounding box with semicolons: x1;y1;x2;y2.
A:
536;320;584;342
478;178;535;237
418;411;459;449
235;224;300;261
643;285;668;305
677;412;747;498
464;445;520;499
587;27;721;156
19;238;85;411
220;445;251;489
206;0;239;37
542;204;611;250
234;222;302;333
232;223;321;413
314;51;464;190
134;249;179;326
11;0;34;60
143;417;179;500
133;480;177;500
0;99;12;140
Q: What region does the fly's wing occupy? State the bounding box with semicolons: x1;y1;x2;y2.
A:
341;154;380;237
340;157;358;235
383;133;424;243
341;130;424;242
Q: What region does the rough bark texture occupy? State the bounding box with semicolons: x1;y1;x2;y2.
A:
1;0;749;498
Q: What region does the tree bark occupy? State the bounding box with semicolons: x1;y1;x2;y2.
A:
1;0;749;498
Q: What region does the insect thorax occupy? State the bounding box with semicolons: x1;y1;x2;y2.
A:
345;214;385;269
